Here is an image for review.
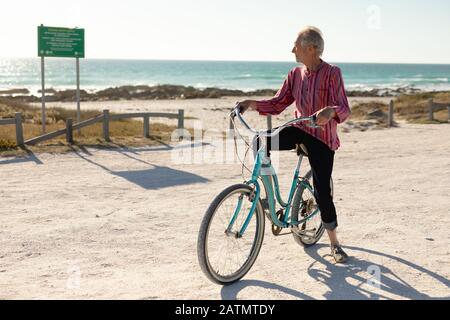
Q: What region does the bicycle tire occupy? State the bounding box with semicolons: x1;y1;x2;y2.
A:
197;184;265;285
291;171;334;247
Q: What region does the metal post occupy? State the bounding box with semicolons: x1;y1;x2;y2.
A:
40;56;46;134
388;100;394;127
267;115;272;131
14;112;24;146
66;118;73;143
76;57;81;134
428;98;434;121
144;115;150;138
103;109;110;142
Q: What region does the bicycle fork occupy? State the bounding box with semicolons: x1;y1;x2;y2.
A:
225;182;261;238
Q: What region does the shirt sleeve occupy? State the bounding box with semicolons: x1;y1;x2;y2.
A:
255;69;295;116
329;67;351;124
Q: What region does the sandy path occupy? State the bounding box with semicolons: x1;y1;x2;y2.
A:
1;113;449;299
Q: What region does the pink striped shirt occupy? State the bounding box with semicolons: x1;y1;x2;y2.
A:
256;61;351;151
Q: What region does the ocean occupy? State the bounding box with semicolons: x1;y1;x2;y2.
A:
1;58;450;95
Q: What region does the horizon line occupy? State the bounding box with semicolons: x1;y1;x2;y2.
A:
1;56;450;66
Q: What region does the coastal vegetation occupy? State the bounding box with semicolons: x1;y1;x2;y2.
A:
351;91;450;124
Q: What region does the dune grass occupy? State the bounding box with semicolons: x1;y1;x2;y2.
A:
350;91;450;124
392;91;450;123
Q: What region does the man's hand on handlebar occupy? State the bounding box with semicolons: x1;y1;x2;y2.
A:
314;107;337;126
236;100;258;114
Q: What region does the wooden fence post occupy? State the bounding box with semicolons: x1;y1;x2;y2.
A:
388;100;394;127
428;98;434;121
14;112;24;146
178;109;184;130
447;106;450;123
144;115;150;138
267;115;272;131
103;109;110;142
66;118;73;143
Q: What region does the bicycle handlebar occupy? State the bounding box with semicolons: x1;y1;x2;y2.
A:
230;105;320;138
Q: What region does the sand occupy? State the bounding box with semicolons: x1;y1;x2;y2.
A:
1;97;449;300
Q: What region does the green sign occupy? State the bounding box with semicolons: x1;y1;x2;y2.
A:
38;25;85;58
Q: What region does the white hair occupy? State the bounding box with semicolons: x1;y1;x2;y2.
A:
297;26;325;56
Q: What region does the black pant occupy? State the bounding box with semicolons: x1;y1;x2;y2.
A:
256;126;338;231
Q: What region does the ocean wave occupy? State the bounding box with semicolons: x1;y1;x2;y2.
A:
346;81;450;91
393;77;449;82
194;83;208;89
227;74;284;81
346;83;411;91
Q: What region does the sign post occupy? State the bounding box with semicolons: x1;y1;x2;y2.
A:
76;57;81;133
40;56;46;134
38;25;85;134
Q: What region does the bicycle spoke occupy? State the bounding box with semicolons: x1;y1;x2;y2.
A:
205;189;259;279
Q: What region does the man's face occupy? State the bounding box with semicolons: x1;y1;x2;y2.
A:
292;37;316;64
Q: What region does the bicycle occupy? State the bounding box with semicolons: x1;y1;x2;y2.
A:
197;105;334;285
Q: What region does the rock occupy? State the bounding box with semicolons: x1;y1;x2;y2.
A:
0;88;29;95
38;88;57;94
0;84;428;103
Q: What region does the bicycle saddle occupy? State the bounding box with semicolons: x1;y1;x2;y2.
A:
296;144;309;157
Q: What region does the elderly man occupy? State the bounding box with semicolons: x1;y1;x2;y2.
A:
238;26;351;263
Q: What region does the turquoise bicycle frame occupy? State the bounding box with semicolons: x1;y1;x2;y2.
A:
226;144;320;238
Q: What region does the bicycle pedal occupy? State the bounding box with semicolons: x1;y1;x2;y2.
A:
271;209;286;235
271;224;283;236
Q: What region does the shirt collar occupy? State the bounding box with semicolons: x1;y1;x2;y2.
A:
303;59;325;76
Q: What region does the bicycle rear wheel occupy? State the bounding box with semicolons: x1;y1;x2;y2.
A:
291;171;333;247
197;184;265;285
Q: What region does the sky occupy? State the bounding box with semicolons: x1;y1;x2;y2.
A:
1;0;450;63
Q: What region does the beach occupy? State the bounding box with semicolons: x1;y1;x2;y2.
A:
1;97;449;299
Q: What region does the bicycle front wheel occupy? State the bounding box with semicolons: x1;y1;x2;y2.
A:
197;184;265;285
